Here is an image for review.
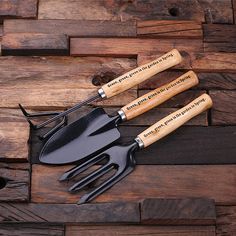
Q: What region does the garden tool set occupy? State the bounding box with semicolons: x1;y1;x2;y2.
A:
19;49;213;204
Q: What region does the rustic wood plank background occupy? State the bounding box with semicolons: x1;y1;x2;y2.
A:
0;0;235;235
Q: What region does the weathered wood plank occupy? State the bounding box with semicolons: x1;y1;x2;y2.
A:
66;225;216;236
0;109;29;161
0;224;64;236
0;202;139;223
0;0;38;19
2;33;69;56
0;163;29;202
70;38;203;57
38;0;233;23
203;24;236;52
30;126;236;165
141;198;216;225
4;19;137;37
138;52;236;72
31;164;236;205
210;90;236;125
216;206;236;236
139;71;236;90
0;56;137;108
137;20;202;38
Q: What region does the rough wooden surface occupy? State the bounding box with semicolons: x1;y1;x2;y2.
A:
0;202;139;223
216;206;236;236
137;20;202;38
0;1;235;235
66;225;216;236
0;224;64;236
4;19;137;37
31;165;236;205
141;198;216;225
0;0;38;19
38;0;233;23
0;163;29;202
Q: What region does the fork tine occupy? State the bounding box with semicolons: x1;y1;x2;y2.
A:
59;153;107;181
69;163;114;192
77;168;133;204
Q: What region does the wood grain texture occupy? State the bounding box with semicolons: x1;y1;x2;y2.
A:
0;163;29;202
137;20;202;38
30;126;236;165
66;225;216;236
138;52;236;72
70;38;203;57
139;71;236;90
210;90;236;125
0;56;137;108
2;33;69;56
203;24;236;52
216;206;236;236
0;224;64;236
0;109;29;161
31;164;236;205
0;202;139;223
141;198;216;225
0;0;38;19
38;0;233;23
4;19;137;37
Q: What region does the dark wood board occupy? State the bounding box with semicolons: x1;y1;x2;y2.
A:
31;164;236;205
0;224;64;236
141;198;216;225
38;0;233;23
4;19;137;37
0;202;139;223
2;33;69;56
0;163;29;202
66;225;216;236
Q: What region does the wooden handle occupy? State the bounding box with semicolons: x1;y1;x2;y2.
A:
120;70;198;120
137;94;213;148
101;49;182;98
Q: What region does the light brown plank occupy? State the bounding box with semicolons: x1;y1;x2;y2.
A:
210;90;236;125
0;202;139;223
0;109;29;161
0;0;38;19
137;20;202;38
66;225;216;236
2;33;69;56
31;165;236;205
138;52;236;72
70;38;203;57
139;71;236;90
216;206;236;236
4;19;137;37
0;56;137;109
203;24;236;52
141;198;216;225
0;163;29;202
38;0;233;23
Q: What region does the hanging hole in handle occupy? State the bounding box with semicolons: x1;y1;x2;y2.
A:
0;177;7;189
168;7;179;17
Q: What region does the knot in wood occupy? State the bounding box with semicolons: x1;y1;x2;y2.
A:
92;71;118;86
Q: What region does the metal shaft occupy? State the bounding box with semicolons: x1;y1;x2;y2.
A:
36;93;101;129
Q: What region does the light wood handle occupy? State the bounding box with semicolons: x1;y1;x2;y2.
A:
101;49;182;98
138;94;213;148
120;71;198;120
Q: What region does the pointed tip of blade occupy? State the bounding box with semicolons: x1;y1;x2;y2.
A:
58;172;69;182
77;194;90;205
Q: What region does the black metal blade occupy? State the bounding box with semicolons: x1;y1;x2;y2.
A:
39;108;121;165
